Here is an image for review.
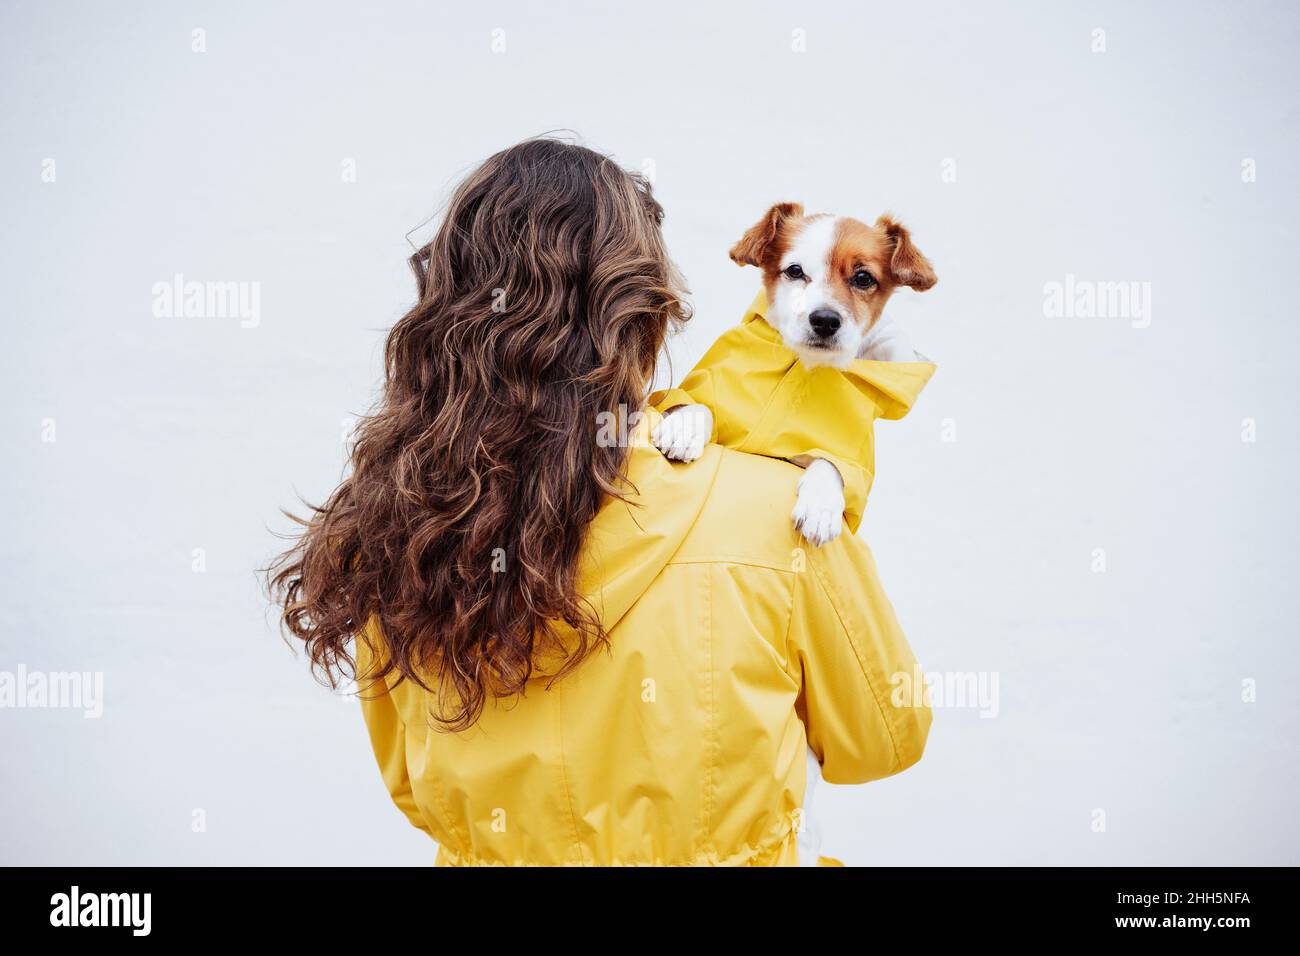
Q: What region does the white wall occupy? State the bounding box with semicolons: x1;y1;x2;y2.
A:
2;0;1297;865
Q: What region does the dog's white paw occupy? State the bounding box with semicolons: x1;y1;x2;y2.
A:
792;459;846;547
651;404;713;463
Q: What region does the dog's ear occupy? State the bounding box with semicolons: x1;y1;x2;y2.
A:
877;215;937;291
729;202;804;267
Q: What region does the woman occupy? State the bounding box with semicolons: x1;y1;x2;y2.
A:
270;138;930;866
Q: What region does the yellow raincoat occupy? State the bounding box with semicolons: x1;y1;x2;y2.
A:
356;298;932;867
651;291;936;532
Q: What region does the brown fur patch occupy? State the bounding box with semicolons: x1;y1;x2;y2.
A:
830;217;895;329
728;202;804;270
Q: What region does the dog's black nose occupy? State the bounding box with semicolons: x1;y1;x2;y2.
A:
809;309;841;339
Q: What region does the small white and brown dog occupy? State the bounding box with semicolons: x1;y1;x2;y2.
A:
653;202;937;546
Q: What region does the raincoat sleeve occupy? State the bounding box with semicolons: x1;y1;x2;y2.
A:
356;634;433;836
788;533;931;784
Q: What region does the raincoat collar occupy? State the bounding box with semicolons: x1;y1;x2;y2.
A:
741;290;936;420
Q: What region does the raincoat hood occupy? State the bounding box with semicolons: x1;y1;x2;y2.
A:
530;407;723;676
578;408;720;627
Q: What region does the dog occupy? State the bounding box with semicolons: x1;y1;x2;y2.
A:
652;203;937;547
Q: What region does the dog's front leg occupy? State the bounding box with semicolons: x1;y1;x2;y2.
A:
651;403;713;463
792;458;846;546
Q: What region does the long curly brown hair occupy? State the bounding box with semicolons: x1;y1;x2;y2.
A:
269;138;689;730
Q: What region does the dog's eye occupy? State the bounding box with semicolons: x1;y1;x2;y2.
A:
851;270;876;290
783;264;806;281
